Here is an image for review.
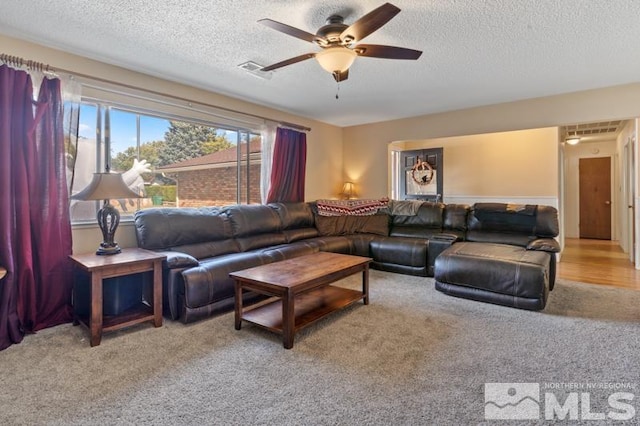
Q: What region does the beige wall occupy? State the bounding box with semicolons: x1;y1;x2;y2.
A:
395;127;559;204
0;34;344;254
343;84;640;200
6;34;640;258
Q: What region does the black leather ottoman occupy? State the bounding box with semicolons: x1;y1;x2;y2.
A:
434;242;551;310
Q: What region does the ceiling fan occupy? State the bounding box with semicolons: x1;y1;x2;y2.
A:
259;2;422;82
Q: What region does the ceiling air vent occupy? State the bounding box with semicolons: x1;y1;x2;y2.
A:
238;61;273;80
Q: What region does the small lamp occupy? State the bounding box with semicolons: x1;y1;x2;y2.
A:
71;171;141;255
341;182;356;199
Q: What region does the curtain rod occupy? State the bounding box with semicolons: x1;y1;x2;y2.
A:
0;53;311;132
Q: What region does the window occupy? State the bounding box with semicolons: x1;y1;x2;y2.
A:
68;101;262;224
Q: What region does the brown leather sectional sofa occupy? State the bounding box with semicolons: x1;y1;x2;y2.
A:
133;201;560;323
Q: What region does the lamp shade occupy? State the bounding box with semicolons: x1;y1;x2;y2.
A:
71;172;141;201
316;47;357;73
341;182;355;199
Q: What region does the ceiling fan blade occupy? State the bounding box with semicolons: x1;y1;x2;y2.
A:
261;53;316;71
258;18;319;44
340;3;401;43
332;69;349;82
355;44;422;60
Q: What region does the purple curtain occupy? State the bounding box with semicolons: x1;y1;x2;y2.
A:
0;66;73;350
266;128;307;203
28;77;73;331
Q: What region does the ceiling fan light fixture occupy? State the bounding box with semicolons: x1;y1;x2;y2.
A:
315;47;357;73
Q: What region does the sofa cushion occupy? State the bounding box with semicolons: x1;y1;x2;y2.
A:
466;203;559;246
468;203;537;234
315;213;389;236
347;234;379;257
269;202;320;242
370;236;428;268
268;202;315;229
391;202;443;227
134;207;233;250
223;204;286;251
435;242;549;297
435;241;551;310
283;227;319;243
443;204;470;234
223;204;282;237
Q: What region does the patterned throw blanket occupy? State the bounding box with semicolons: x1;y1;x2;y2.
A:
316;198;389;216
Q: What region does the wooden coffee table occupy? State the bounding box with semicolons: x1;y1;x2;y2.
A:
231;252;371;349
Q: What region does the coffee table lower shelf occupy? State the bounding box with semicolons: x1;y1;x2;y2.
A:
241;286;364;335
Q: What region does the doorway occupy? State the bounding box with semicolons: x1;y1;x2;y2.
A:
579;157;611;239
623;138;635;262
397;148;443;202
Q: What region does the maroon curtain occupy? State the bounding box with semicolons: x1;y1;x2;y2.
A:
266;128;307;203
0;66;73;350
27;77;73;331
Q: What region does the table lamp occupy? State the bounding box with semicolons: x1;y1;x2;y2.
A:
341;182;356;199
72;171;141;255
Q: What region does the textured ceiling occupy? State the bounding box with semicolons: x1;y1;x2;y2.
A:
1;1;640;127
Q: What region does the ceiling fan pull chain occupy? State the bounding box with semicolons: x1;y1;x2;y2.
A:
336;82;340;100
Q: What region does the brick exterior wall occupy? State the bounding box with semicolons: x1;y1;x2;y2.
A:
176;164;261;207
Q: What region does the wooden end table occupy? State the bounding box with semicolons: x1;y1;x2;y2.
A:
231;252;371;349
69;248;166;347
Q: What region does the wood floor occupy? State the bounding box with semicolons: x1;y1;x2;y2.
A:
557;238;640;290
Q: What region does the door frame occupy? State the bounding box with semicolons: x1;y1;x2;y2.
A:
622;137;634;260
560;142;617;241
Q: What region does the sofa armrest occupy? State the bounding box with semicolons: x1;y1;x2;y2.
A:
431;233;462;243
158;250;200;269
526;238;561;253
427;233;461;276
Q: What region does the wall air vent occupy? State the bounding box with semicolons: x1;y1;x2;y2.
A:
238;61;273;80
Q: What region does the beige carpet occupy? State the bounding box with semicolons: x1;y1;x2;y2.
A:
0;270;638;425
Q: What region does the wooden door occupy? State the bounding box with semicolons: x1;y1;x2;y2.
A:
579;157;611;239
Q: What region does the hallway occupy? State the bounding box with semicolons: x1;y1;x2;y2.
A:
557;238;640;290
